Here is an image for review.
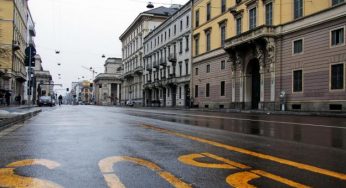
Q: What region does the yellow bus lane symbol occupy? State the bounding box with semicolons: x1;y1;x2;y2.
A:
179;152;310;188
0;159;63;188
179;152;250;169
142;124;346;181
98;156;191;188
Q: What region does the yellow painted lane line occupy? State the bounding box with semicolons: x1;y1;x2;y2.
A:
142;124;346;180
251;170;310;188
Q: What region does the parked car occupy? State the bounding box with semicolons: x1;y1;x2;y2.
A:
38;96;55;107
126;100;134;107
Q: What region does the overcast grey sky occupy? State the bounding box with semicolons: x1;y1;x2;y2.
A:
28;0;188;95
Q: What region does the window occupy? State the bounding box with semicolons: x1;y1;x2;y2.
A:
293;39;303;54
165;31;167;41
180;20;183;31
185;36;189;51
331;64;344;90
249;7;257;30
179;87;182;99
221;60;225;70
194;36;200;56
293;70;303;92
195;85;199;97
186;16;189;27
221;0;226;13
195;67;199;75
206;64;210;73
179;40;183;54
294;0;303;19
332;0;344;6
331;28;344;46
195;10;200;27
206;83;210;97
179;62;182;76
206;31;211;51
265;2;273;25
220;24;226;47
169;28;171;37
185;60;189;75
207;3;211;21
236;17;242;35
221;81;225;96
174;25;176;35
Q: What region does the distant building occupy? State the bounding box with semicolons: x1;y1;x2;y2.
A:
33;55;53;103
119;6;180;106
143;1;192;107
94;58;123;105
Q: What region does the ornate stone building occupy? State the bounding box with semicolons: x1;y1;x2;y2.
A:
94;58;122;106
119;6;178;106
192;0;346;111
143;2;191;107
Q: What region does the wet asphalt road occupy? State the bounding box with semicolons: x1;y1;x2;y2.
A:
0;105;345;188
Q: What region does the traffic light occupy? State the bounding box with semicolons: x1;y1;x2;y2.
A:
25;44;36;67
66;88;69;92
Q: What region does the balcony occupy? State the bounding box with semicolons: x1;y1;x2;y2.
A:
134;66;143;75
224;25;276;50
146;64;152;71
168;53;177;62
123;70;134;79
159;58;167;66
153;61;160;69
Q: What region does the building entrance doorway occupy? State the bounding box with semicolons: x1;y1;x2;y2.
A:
247;59;260;109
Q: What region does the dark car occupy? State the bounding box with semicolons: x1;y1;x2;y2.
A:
38;96;55;107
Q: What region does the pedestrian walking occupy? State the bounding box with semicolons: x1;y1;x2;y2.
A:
5;91;11;106
58;95;63;106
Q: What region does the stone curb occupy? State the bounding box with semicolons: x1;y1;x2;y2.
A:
0;109;42;130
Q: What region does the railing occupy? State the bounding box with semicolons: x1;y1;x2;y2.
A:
224;25;276;49
168;53;177;62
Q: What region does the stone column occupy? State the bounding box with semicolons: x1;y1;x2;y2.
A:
117;83;120;104
266;37;276;103
256;44;265;109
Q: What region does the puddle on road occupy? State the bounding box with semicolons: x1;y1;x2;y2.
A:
125;111;346;150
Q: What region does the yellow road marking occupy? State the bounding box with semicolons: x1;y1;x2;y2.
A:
226;171;259;188
178;153;250;169
142;124;346;180
251;170;310;188
0;159;63;188
99;156;191;188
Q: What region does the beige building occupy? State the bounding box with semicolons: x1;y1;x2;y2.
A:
94;58;123;105
119;6;179;106
192;0;346;111
0;0;30;103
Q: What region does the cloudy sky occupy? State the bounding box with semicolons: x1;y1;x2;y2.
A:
28;0;189;95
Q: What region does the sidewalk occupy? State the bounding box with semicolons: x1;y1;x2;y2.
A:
121;106;346;118
0;105;41;130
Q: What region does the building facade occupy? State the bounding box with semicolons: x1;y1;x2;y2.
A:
119;6;179;106
94;58;123;106
143;2;192;107
0;0;29;104
33;55;53;103
192;0;346;111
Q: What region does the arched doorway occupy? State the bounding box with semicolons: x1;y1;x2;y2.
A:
246;59;260;109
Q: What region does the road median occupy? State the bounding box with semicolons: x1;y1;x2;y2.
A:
0;108;42;130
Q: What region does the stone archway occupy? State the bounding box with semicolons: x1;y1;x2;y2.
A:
245;59;260;109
